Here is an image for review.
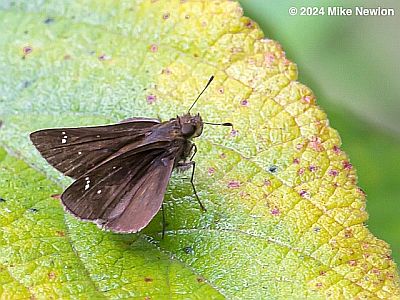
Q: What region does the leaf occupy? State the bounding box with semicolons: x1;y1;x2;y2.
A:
0;147;222;299
0;1;399;299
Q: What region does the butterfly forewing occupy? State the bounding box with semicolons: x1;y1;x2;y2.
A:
30;118;160;179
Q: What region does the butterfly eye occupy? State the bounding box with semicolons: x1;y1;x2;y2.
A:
181;123;196;137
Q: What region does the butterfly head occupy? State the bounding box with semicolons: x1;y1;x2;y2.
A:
179;113;203;139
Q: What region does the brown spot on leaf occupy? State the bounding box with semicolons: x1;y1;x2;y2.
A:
98;54;111;61
362;243;369;250
328;169;339;177
230;129;238;137
207;167;215;175
333;145;342;155
144;277;153;282
44;17;55;24
161;68;171;75
56;231;65;237
357;187;366;196
228;180;240;189
146;94;157;104
23;46;33;55
313;227;321;233
309;137;324;152
240;99;248;106
302;95;312;104
386;273;394;280
149;44;158;52
344;229;353;238
299;190;310;199
348;260;357;266
270;208;280;216
265;53;275;64
245;20;254;29
308;165;317;172
48;271;56;279
197;277;205;283
342;160;353;170
268;165;278;173
183;246;194;254
22;46;33;59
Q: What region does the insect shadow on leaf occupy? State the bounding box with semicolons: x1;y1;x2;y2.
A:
30;76;233;236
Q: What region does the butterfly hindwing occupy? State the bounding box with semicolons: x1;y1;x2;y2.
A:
61;147;175;233
104;156;175;233
30;118;160;179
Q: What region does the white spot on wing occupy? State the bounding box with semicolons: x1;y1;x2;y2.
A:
97;190;102;194
78;151;82;155
85;183;90;190
61;138;66;144
62;131;65;135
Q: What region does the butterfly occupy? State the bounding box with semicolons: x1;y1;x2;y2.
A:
30;76;232;234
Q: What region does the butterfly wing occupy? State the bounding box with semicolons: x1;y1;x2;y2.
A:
61;148;176;233
104;155;176;233
30;118;160;179
104;159;174;233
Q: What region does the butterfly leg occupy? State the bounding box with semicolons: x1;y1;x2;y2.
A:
188;145;207;211
177;144;206;211
189;143;197;161
189;161;207;212
176;160;207;211
161;203;166;239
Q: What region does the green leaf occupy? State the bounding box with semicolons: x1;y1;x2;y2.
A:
0;147;222;299
0;1;399;299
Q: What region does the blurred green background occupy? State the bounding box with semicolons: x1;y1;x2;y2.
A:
239;0;400;264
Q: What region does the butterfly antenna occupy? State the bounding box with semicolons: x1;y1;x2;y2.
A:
204;121;234;130
188;75;214;113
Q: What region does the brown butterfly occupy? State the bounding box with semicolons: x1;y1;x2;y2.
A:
30;76;232;234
